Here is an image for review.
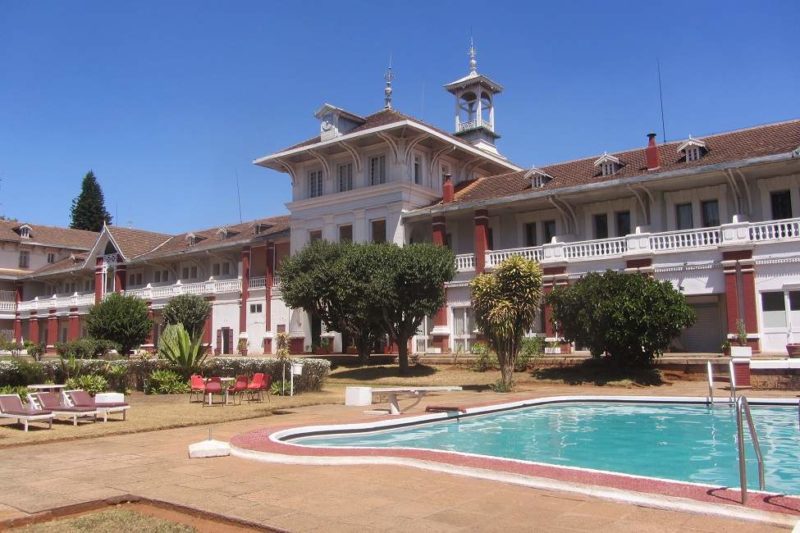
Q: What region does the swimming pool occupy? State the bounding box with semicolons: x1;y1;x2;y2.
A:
293;400;800;494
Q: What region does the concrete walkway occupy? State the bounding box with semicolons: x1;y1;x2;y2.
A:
0;384;796;532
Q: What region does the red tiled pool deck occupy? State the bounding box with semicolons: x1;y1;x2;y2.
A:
0;382;798;532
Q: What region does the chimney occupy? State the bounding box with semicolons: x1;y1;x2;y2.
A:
645;133;659;170
442;174;454;204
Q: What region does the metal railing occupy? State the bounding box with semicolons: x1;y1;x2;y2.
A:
728;360;738;403
706;361;714;405
735;396;765;503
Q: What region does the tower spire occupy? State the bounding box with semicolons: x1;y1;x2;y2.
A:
469;37;477;74
384;55;394;109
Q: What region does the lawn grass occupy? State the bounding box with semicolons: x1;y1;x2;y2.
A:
12;508;194;533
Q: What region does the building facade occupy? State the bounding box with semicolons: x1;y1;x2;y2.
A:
4;51;800;356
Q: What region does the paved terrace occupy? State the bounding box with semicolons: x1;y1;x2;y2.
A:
0;382;797;532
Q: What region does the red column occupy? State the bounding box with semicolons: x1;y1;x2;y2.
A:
723;265;740;336
13;283;22;342
94;257;104;304
239;247;250;335
432;215;446;246
68;308;80;341
740;262;758;340
47;309;58;351
114;262;127;293
264;243;274;354
29;312;39;344
474;209;489;274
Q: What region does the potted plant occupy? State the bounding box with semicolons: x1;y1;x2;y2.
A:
544;340;561;355
237;337;248;356
720;339;731;356
730;319;752;358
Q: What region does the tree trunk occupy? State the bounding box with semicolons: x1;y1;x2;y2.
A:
397;335;409;375
355;331;372;365
500;357;514;390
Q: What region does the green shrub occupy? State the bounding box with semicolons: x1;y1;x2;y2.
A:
24;341;45;361
65;374;108;395
145;369;190;395
270;380;289;396
0;384;32;401
470;342;498;372
548;270;696;367
161;294;211;340
55;338;119;359
86;292;153;356
516;336;544;372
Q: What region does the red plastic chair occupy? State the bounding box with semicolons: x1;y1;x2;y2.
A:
247;373;272;403
227;375;249;405
189;374;206;403
202;377;223;407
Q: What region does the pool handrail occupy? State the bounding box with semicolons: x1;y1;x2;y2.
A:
728;360;737;403
706;361;714;405
735;396;765;504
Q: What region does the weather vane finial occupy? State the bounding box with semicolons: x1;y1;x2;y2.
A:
469;36;477;74
384;54;394;109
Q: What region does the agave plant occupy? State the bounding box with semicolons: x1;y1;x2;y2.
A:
158;323;207;377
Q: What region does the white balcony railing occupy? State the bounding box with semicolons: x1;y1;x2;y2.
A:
16;292;95;312
272;274;280;287
249;276;266;289
749;218;800;242
486;246;543;269
649;227;721;252
564;237;627;260
451;216;800;273
0;301;15;313
455;253;476;272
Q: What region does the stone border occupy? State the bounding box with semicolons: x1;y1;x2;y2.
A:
230;395;800;527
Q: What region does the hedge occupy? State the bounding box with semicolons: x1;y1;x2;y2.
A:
0;357;330;394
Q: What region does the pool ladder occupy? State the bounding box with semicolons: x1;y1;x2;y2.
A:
735;396;765;504
706;361;765;503
704;360;741;405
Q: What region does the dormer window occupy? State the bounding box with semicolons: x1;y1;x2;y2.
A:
186;233;198;246
253;223;270;235
17;224;32;239
594;153;621;177
525;167;552;189
677;136;707;162
314;104;366;141
217;227;229;240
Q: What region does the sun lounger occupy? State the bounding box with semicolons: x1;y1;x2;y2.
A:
0;394;53;431
371;386;463;415
64;390;129;422
28;392;98;426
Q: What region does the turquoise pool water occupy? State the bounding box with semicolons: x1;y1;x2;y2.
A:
294;402;800;494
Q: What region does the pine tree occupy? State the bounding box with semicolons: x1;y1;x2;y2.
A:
70;171;112;231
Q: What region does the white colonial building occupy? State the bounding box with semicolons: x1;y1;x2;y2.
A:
4;48;800;356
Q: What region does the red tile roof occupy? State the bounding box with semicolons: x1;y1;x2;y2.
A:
0;220;98;249
107;226;173;260
446;119;800;206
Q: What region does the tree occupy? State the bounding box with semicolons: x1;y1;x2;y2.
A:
162;294;211;339
158;323;207;378
372;243;456;375
547;270;696;367
471;255;543;390
279;240;386;363
70;170;112;231
86;293;152;356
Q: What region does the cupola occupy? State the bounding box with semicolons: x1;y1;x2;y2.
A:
444;39;504;156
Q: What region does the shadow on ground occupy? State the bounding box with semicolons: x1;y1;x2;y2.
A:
533;359;665;386
329;364;437;381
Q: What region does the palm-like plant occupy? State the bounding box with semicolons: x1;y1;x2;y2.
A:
158;323;207;377
471;255;543;390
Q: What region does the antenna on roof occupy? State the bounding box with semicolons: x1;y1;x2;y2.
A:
235;169;243;224
384;54;394;109
657;58;667;143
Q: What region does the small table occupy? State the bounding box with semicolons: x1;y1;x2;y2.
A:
205;377;235;406
27;384;67;394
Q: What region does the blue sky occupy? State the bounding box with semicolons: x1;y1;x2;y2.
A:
1;1;797;233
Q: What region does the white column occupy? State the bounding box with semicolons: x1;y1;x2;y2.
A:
353;209;367;243
322;215;336;242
